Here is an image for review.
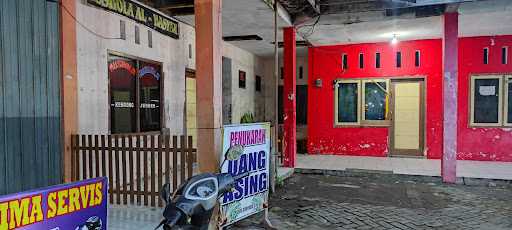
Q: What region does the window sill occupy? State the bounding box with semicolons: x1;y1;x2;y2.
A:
110;130;163;135
334;121;391;128
468;125;512;129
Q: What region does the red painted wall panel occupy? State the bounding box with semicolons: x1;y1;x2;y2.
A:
458;36;512;162
308;36;512;162
307;39;444;158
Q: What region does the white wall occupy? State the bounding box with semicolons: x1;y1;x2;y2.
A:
263;52;309;122
76;0;268;134
222;42;266;123
280;54;309;86
76;0;194;135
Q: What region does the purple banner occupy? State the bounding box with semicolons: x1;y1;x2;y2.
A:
0;177;108;230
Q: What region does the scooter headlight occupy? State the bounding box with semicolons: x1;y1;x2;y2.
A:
184;178;218;200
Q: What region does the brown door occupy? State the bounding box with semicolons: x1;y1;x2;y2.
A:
390;80;425;157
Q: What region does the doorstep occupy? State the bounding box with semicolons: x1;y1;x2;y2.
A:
296;154;512;180
277;167;294;182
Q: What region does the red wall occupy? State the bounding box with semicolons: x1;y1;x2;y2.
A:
458;36;512;162
307;39;444;158
307;36;512;162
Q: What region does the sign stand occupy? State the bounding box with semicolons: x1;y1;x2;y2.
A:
218;206;276;230
260;207;277;229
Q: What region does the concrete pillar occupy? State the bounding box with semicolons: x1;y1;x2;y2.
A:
195;0;223;173
60;0;78;182
442;12;458;183
283;27;296;168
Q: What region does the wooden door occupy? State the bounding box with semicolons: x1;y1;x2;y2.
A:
390;80;424;156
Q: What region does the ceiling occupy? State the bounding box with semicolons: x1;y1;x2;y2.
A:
145;0;512;57
174;0;293;57
303;0;512;47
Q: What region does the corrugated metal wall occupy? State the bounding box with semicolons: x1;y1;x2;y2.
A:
0;0;62;195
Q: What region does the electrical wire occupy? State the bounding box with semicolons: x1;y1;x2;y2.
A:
58;0;123;40
296;14;321;40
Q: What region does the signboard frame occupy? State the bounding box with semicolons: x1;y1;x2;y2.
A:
219;122;271;228
0;177;108;230
87;0;180;39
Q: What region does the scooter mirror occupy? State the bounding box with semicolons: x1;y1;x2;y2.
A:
220;144;245;169
226;144;244;161
160;183;171;204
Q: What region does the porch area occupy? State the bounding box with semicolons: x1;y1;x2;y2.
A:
296;154;512;181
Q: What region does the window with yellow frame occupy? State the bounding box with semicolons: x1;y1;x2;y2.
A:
470;74;512;127
334;79;390;126
505;76;512;126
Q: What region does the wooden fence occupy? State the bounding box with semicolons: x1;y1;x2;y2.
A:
71;134;196;207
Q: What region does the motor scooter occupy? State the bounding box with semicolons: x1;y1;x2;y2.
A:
156;145;248;230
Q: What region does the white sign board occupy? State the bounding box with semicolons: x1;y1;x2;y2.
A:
479;86;496;96
219;122;271;227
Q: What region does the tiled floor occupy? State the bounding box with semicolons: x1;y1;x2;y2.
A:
108;205;162;230
297;154;512;180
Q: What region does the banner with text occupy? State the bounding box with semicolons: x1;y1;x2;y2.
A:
0;177;108;230
219;122;270;227
87;0;179;39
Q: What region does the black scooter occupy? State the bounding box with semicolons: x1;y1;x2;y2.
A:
156;145;248;230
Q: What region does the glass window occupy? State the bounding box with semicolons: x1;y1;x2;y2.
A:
363;81;388;121
336;81;359;124
109;55;137;133
342;54;348;70
108;54;162;133
507;78;512;124
139;61;161;132
415;50;420;67
471;77;501;125
375;52;381;68
502;47;508;65
335;79;391;126
359;53;364;69
483;48;489;64
396;51;402;68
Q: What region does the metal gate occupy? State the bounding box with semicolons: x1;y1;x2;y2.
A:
0;0;62;195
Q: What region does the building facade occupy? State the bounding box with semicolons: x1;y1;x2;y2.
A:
307;36;512;162
0;0;271;195
76;0;268;142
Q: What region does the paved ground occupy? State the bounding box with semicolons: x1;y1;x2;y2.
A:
109;172;512;230
232;172;512;230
